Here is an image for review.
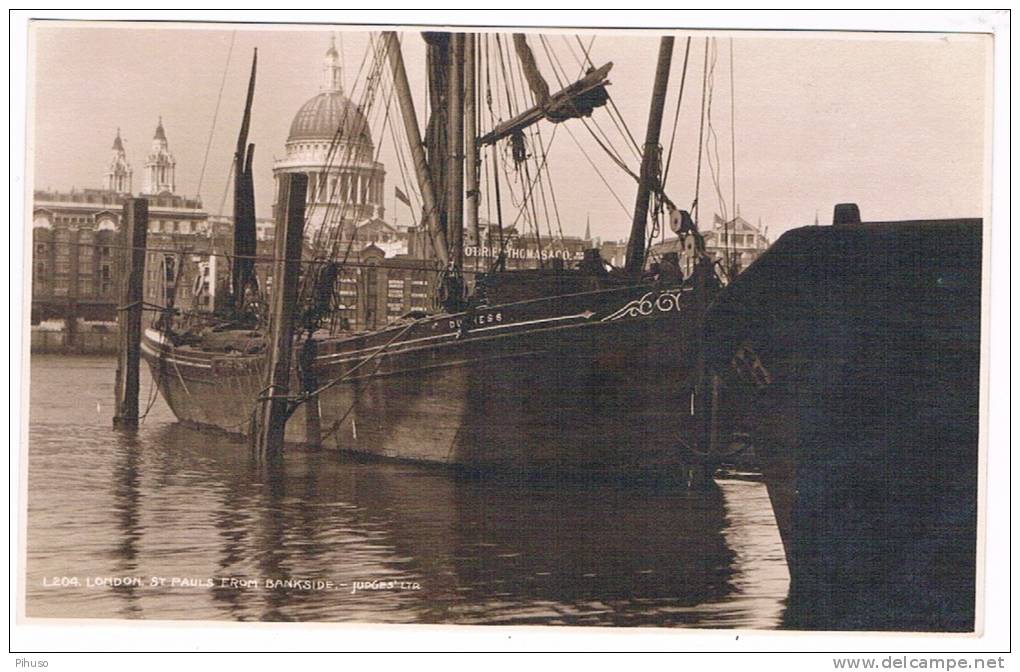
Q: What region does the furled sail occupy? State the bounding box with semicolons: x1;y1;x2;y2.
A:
512;34;551;104
231;49;259;313
479;35;612;146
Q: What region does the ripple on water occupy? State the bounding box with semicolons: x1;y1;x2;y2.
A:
25;355;789;626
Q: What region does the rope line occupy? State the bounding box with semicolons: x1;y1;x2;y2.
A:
693;38;710;227
196;31;236;200
662;36;693;188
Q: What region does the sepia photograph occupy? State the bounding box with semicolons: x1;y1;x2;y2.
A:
10;9;1009;658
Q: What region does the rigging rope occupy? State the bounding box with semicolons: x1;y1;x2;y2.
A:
705;38;731;240
662;36;693;189
530;126;559;248
571;34;642;160
534;33;648;210
196;31;236;200
542;35;636;167
321;36;389;256
312;33;402;317
304;35;378;256
562;122;631;216
693;38;710;227
534;124;566;244
483;35;507;266
729;37;738;271
511;39;566;248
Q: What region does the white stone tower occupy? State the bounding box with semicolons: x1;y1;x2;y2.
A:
144;117;176;195
105;128;133;194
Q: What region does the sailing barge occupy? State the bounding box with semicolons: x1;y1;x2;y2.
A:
142;32;722;477
144;274;713;474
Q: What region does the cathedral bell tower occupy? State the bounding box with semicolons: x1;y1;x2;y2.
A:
144;117;176;195
105;128;133;194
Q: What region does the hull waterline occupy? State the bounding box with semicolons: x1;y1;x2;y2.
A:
143;283;713;479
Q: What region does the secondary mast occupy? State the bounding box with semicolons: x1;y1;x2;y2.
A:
382;31;448;265
447;33;465;271
624;36;674;275
230;49;259;312
464;34;480;251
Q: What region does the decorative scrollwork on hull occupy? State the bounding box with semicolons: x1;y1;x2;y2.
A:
601;288;692;322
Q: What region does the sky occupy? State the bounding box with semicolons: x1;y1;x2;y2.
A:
28;21;990;244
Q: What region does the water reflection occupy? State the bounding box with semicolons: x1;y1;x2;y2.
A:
110;431;142;617
26;356;788;627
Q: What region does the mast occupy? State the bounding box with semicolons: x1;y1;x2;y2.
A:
624;36;674;275
447;33;465;270
382;31;448;265
231;49;258;311
464;33;480;251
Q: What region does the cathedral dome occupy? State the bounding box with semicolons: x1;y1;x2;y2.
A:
273;37;387;234
287;91;372;147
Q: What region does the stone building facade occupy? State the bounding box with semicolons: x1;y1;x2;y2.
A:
31;121;208;325
648;212;771;277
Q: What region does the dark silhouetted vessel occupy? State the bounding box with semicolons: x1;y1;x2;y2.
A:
704;208;982;630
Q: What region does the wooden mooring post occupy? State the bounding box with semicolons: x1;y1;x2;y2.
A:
300;337;322;449
113;198;149;428
683;259;717;489
254;173;307;459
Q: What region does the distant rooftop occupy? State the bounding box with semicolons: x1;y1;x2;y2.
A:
34;187;204;211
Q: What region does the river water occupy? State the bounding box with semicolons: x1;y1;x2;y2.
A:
24;355;789;627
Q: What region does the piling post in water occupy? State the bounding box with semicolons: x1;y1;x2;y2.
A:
708;373;721;458
65;301;78;348
113;198;149;429
685;258;716;488
255;173;307;459
300;337;322;449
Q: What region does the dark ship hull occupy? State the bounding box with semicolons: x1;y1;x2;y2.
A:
143;277;711;479
704;218;982;631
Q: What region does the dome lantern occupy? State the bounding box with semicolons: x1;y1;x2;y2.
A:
322;34;343;93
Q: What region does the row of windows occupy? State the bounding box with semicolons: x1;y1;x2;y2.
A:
714;232;762;247
150;219;202;234
37;217;117;230
53;244;110;257
344;286;431;299
37;276;114;297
